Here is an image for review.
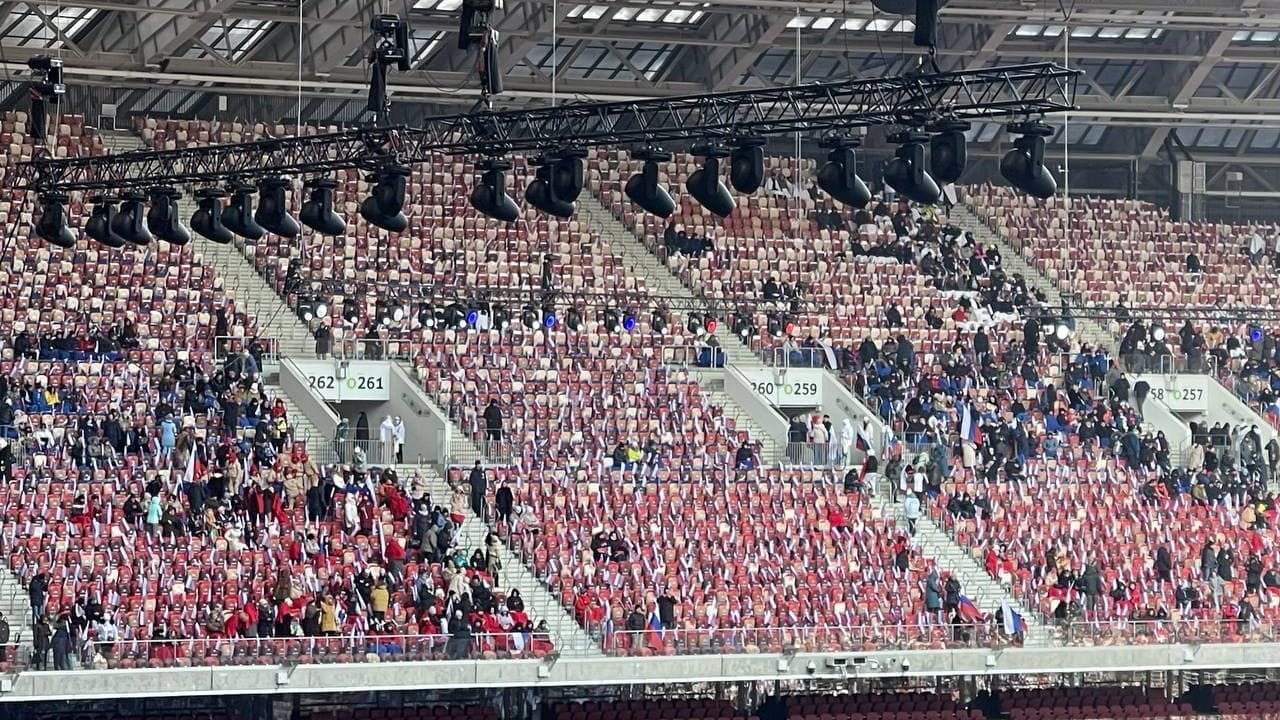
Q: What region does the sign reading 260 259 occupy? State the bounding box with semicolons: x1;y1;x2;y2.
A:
739;368;825;407
750;380;818;398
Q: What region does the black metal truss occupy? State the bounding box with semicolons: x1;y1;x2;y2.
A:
16;62;1079;193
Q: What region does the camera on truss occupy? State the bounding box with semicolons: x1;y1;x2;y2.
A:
27;55;64;143
459;0;502;50
370;14;411;73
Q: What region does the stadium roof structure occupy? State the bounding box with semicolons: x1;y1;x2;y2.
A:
4;0;1280;207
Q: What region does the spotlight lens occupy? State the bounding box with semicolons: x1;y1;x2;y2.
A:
705;319;718;334
316;303;329;319
543;313;557;329
466;310;479;326
623;315;636;332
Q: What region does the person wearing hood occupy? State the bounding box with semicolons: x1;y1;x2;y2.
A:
392;416;406;463
378;415;396;465
495;482;515;526
839;419;855;466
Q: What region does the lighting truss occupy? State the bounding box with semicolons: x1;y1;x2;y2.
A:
15;62;1079;193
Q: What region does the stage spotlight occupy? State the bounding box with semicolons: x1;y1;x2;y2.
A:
732;312;756;341
343;304;361;324
1000;120;1057;199
521;306;540;329
686;148;735;217
470;158;520;222
300;178;348;236
816;138;872;209
36;192;75;248
301;298;328;323
111;191;153;246
622;311;637;333
703;314;719;335
625;150;676;218
443;302;467;329
526;162;574;218
729;138;765;195
360;164;410;232
191;188;233;244
490;304;511;330
884;131;941;205
686;312;703;335
418;304;437;329
929;119;971;185
565;308;584;332
602;309;622;333
651;310;668;335
543;311;557;329
768;313;797;338
255;177;300;238
147;187;192;245
222;184;265;240
85;196;126;248
1250;326;1264;344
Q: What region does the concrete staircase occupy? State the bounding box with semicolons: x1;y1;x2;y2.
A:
401;464;600;657
0;562;30;650
949;204;1113;352
876;479;1050;646
577;200;786;463
97;128;148;156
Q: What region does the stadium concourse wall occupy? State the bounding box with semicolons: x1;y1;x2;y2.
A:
2;642;1279;702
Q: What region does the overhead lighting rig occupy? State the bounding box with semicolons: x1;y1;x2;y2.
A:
13;62;1079;250
26;55;64;144
17;63;1079;196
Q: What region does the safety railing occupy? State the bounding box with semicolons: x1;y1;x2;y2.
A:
760;345;826;369
596;623;1012;656
213;335;280;367
1050;618;1280;647
781;441;855;468
1117;352;1219;377
660;344;726;368
15;630;559;671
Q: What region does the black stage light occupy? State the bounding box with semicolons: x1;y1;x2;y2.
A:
85;196;126;248
111;190;153;246
36;192;75;248
254;177;301;238
729;138;766;195
602;309;621;333
526;161;575;218
929;119;971;185
565;308;584;332
469;159;520;222
147;187;192;245
491;303;511;330
360;165;410;232
1001;120;1057;199
344;303;361;323
191;188;234;244
222;184;266;240
733;312;757;341
883;131;941;205
443;302;467;329
625;150;676;218
816;138;872;208
686;147;735;217
521;305;540;329
651;310;668;334
300;178;348;236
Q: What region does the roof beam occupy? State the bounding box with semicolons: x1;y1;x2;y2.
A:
1139;30;1235;157
250;0;365;73
702;14;790;91
85;0;242;65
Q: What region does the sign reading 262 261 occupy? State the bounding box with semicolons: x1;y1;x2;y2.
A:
292;360;391;402
739;368;824;407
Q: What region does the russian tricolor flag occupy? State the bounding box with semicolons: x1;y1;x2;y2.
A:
958;400;982;445
1001;599;1026;634
855;423;872;452
957;595;984;622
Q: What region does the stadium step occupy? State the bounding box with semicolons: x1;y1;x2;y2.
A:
875;477;1049;647
400;464;602;657
706;390;783;464
0;561;30;650
948;204;1114;353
